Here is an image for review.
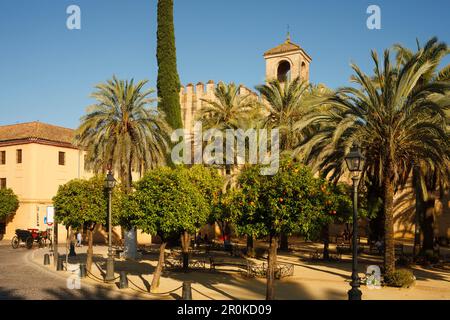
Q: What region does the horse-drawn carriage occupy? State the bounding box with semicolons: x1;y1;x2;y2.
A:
11;228;51;249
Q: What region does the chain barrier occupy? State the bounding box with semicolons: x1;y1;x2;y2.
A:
191;286;214;300
61;259;207;299
127;277;183;296
85;268;120;283
82;267;216;300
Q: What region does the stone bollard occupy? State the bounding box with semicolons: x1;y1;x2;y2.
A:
69;242;76;257
57;257;64;271
119;271;128;289
79;263;87;278
44;253;50;265
182;281;192;300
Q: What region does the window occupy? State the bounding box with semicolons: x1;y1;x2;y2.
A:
16;149;22;164
0;178;6;189
0;151;5;165
58;152;66;166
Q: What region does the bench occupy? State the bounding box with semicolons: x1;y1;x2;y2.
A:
209;257;249;271
368;243;404;256
337;243;364;255
164;256;207;270
309;250;342;261
247;262;294;279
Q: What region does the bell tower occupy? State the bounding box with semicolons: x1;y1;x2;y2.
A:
263;33;312;83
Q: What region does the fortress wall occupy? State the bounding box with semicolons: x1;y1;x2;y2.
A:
180;80;259;131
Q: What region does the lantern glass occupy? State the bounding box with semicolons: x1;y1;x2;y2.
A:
345;145;365;173
105;172;116;190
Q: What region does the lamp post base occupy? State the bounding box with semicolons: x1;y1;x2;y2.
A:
104;253;115;282
348;287;362;300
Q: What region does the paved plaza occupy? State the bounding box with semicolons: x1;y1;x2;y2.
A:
1;240;448;300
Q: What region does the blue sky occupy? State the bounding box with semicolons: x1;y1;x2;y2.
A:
0;0;449;128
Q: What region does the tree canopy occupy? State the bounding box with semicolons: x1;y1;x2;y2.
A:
131;166;212;241
232;159;335;240
156;0;183;131
53;176;107;228
0;188;19;221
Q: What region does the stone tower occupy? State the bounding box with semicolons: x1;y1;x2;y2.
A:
263;34;312;83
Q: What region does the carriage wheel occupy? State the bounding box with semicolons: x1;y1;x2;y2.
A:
11;236;20;249
26;237;34;249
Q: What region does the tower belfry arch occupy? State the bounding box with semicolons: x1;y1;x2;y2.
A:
263;33;312;83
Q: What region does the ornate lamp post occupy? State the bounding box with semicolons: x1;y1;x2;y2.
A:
104;170;116;282
345;144;365;300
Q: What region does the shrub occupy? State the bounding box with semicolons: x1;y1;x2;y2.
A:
384;269;415;288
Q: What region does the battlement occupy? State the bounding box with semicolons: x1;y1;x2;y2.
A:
180;80;259;130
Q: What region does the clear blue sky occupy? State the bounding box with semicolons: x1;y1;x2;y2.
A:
0;0;449;128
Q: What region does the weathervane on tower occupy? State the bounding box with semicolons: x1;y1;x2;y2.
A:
286;24;291;42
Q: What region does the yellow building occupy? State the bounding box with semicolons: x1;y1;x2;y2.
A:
0;121;151;244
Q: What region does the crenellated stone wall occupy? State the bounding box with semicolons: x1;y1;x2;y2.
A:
179;80;258;131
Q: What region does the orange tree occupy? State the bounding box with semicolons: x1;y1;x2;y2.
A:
231;159;331;300
129;166;212;292
0;188;19;222
53;176;107;272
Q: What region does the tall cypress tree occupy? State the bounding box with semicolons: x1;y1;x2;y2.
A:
156;0;183;131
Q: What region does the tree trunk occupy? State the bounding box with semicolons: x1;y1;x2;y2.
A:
266;235;278;300
322;224;330;260
151;241;167;292
383;175;395;274
279;234;289;251
246;235;255;257
86;224;96;272
181;231;190;271
421;199;435;252
123;228;137;260
413;165;423;259
122;163;138;260
220;222;226;245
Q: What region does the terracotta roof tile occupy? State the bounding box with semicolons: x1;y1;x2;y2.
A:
0;121;75;145
264;40;302;56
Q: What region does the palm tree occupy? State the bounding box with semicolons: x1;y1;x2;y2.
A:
196;82;260;246
256;77;325;154
75;76;170;258
198;82;260;131
297;50;450;274
197;81;261;185
393;37;450;256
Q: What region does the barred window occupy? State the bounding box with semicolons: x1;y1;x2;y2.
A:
16;149;22;164
58;152;66;166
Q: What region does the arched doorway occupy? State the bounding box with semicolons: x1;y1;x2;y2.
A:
277;60;291;82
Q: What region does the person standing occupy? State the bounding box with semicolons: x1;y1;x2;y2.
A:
76;231;82;247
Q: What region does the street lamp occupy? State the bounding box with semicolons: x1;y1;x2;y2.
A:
104;170;116;282
345;144;365;300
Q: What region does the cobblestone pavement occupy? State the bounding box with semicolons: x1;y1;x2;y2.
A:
0;240;138;300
